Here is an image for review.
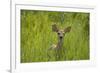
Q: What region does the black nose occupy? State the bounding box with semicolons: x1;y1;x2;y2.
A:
60;36;63;39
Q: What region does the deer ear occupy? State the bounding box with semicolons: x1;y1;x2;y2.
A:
52;24;59;32
64;26;71;33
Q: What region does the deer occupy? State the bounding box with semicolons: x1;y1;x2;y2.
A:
47;24;71;60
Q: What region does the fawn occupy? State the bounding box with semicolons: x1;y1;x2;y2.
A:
47;24;71;60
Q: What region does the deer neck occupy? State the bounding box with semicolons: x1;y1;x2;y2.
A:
57;38;63;49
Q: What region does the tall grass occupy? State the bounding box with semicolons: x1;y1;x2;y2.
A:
21;10;90;63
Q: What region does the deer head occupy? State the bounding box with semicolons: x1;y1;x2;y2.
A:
52;24;71;40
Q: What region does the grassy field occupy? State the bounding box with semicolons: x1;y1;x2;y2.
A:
20;10;90;63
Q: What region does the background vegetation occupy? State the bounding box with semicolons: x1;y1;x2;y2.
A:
21;10;90;63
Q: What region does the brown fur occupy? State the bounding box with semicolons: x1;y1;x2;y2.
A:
48;24;71;50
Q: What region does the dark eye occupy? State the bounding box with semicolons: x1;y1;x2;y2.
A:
58;32;60;35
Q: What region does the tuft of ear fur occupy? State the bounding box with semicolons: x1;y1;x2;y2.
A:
52;24;59;32
64;26;71;33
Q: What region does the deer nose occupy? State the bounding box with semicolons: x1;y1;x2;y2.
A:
60;36;63;39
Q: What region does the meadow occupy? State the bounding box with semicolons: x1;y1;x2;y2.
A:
20;10;90;63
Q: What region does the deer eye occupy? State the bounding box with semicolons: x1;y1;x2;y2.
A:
58;32;60;35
